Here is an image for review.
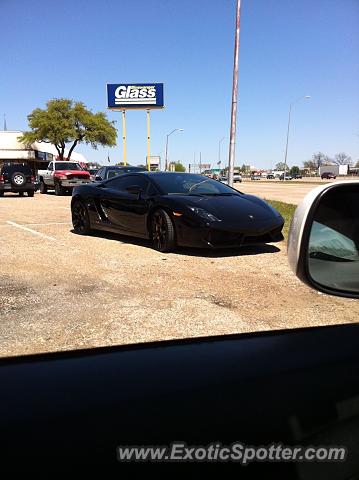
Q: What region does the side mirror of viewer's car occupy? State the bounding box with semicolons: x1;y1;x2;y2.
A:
288;181;359;299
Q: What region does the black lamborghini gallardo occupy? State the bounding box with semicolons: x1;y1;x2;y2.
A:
71;172;284;252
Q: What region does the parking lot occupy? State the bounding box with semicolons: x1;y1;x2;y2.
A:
1;188;358;358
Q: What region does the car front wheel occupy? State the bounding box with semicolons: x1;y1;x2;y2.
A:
55;182;65;196
151;209;176;253
39;182;47;194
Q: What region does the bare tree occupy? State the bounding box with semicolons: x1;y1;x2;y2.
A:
333;152;352;165
303;160;316;170
311;152;330;169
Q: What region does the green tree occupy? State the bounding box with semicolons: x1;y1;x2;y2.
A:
20;98;117;161
290;166;300;175
355;160;359;168
169;161;186;172
275;162;286;170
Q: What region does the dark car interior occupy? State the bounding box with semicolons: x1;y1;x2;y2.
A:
1;323;359;477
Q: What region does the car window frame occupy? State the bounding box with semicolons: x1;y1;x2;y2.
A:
104;173;156;196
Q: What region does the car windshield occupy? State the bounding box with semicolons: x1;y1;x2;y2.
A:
151;173;239;195
55;162;82;170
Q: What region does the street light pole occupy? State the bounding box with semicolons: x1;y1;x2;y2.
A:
164;128;184;171
228;0;241;187
283;96;311;179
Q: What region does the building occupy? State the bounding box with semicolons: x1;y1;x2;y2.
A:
0;131;88;173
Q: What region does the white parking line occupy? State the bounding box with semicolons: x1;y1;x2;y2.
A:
6;221;58;241
26;222;71;226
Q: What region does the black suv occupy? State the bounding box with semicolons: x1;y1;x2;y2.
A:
0;164;36;197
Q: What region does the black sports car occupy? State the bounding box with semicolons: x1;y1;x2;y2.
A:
71;172;284;252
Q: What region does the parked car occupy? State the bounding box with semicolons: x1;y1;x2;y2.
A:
279;173;293;180
233;173;242;183
266;174;275;179
292;173;302;179
38;161;91;195
71;172;284;252
0;163;36;197
219;173;241;183
321;171;336;179
94;165;147;181
250;175;261;180
86;168;99;182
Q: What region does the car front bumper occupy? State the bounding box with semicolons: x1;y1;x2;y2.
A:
61;179;91;187
174;217;284;248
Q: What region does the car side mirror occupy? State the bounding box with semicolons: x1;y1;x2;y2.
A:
288;181;359;299
95;176;102;181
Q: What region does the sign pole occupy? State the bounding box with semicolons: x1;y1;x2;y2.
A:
122;110;127;165
147;110;151;171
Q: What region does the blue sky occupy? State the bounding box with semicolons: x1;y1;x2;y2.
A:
1;0;358;169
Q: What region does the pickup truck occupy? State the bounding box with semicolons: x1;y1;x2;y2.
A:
38;161;91;195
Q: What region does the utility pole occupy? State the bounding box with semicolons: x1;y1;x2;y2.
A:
228;0;241;187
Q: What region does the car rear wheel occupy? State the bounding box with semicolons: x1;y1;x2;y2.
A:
72;199;91;235
39;181;47;194
151;209;176;253
27;190;34;197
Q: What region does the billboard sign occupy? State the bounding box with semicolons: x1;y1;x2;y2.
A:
147;156;160;171
107;83;164;110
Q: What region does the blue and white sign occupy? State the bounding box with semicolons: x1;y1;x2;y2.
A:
107;83;164;109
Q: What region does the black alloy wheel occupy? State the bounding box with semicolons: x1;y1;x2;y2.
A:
151;209;176;253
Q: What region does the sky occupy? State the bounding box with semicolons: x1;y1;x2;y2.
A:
1;0;358;170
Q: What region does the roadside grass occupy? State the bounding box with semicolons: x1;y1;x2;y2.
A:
265;199;297;241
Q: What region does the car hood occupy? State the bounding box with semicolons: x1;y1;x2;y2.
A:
167;193;282;222
55;170;90;176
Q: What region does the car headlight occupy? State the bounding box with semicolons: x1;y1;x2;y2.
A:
189;207;221;222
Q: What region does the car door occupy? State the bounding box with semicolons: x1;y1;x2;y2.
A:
45;162;54;185
99;175;152;235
